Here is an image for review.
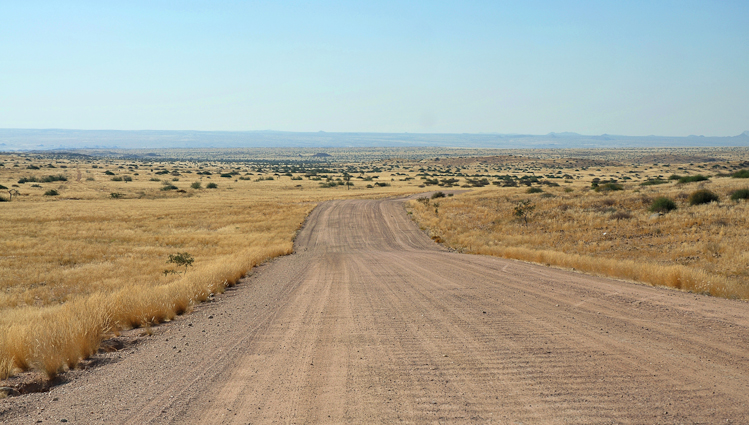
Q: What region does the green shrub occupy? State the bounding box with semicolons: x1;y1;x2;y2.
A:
40;175;67;183
731;169;749;178
206;182;218;189
190;182;202;189
526;187;543;194
160;184;177;191
44;189;59;196
110;192;124;199
594;183;624;192
431;191;446;199
220;173;233;178
668;174;682;181
649;197;677;213
111;176;123;181
678;174;709;184
688;189;719;205
104;170;115;176
640;178;668;186
123;176;133;182
730;188;749;201
0;184;6;190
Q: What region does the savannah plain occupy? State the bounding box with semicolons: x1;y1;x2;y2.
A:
1;147;748;423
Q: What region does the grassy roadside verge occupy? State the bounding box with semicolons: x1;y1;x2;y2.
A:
0;197;314;380
407;184;749;300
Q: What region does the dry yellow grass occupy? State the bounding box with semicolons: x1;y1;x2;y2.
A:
408;156;749;300
0;153;422;379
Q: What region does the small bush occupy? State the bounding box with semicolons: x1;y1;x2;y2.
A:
104;170;115;176
160;185;178;191
206;182;218;189
668;174;682;181
220;173;233;178
611;211;632;221
594;183;624;192
44;189;59;196
18;176;38;184
730;188;749;201
123;176;133;182
190;182;202;189
110;192;124;199
678;174;709;184
649;197;677;213
640;178;668;186
526;187;543;194
731;169;749;178
431;191;446;199
111;176;123;181
40;175;67;183
688;189;719;205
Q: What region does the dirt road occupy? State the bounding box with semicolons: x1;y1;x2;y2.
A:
2;198;749;423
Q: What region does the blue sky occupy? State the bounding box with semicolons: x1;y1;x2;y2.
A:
1;1;747;136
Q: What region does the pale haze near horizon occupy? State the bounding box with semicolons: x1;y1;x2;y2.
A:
1;1;747;137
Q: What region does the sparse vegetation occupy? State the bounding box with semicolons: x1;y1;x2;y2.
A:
43;189;59;196
206;182;218;189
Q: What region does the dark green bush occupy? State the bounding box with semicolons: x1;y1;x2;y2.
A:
160;184;178;191
190;182;202;189
111;176;123;181
678;174;709;184
668;174;682;181
731;169;749;179
206;182;218;189
105;170;115;176
649;197;677;213
730;188;749;201
688;189;719;205
431;191;446;199
526;187;543;194
220;173;233;178
640;178;668;186
594;183;624;192
44;189;59;196
39;175;67;183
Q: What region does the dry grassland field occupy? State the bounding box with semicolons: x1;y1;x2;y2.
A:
0;147;748;387
0;152;424;382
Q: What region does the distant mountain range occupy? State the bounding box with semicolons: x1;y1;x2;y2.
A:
0;129;747;151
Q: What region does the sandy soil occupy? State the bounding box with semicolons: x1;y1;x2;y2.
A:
2;197;749;424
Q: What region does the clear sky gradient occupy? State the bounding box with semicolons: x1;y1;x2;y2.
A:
1;1;747;136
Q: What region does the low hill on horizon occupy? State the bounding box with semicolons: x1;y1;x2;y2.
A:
1;128;747;151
